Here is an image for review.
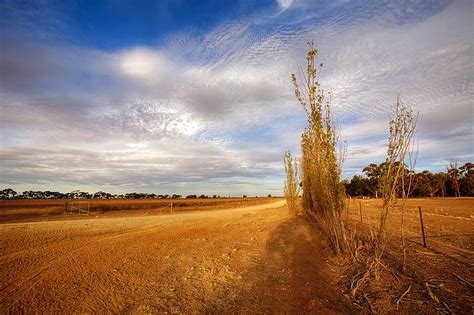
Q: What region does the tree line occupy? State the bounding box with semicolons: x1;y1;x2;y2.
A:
0;189;184;200
0;189;271;200
344;162;473;198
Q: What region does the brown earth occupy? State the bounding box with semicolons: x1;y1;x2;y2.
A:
0;200;356;313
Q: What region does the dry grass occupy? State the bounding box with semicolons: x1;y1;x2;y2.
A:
339;197;473;313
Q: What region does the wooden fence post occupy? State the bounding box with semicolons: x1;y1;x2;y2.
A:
359;201;363;223
418;206;427;247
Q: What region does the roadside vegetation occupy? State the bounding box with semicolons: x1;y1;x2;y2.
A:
284;41;473;313
290;41;347;255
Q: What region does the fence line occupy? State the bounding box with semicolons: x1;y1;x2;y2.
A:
64;201;90;215
157;201;173;213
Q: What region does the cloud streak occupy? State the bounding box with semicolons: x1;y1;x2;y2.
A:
0;0;472;194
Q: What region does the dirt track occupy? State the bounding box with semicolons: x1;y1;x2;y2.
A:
0;200;354;313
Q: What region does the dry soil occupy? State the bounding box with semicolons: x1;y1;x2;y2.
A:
1;200;355;313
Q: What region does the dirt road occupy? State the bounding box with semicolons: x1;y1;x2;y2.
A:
1;200;354;313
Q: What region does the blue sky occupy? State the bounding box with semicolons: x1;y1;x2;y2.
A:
0;0;472;195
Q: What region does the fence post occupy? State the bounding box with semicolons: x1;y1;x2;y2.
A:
418;206;427;247
171;201;173;213
359;201;363;223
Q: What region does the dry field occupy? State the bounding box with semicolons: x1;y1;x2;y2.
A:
0;199;354;313
342;198;474;313
0;197;277;223
1;198;472;313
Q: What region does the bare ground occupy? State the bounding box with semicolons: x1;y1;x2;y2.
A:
0;200;355;313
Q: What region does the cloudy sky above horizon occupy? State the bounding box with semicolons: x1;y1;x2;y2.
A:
1;0;472;195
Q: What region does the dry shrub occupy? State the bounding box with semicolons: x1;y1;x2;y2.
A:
374;97;418;278
291;41;347;255
350;97;418;299
283;150;300;216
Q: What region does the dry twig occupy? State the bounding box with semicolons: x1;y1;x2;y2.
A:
443;302;454;315
452;272;473;289
396;285;411;307
425;283;439;304
363;294;374;313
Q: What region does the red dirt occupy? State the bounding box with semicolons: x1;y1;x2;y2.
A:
0;200;355;313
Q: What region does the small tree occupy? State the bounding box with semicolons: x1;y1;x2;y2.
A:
283;150;300;216
292;41;347;255
375;96;417;277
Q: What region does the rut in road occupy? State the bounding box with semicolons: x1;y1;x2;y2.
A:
0;200;355;313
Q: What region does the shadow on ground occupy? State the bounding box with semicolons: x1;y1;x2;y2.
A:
230;214;356;314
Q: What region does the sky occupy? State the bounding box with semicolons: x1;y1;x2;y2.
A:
0;0;473;196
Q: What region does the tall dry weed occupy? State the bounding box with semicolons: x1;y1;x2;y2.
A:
374;96;418;278
292;41;347;255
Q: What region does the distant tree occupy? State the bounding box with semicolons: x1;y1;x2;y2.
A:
198;194;208;199
172;194;182;199
21;191;30;199
345;175;369;197
363;163;384;198
93;191;113;199
66;190;80;199
21;190;44;199
79;191;92;199
0;188;17;199
447;162;461;197
437;172;448;197
50;191;65;199
267;194;272;198
125;192;141;199
415;171;449;198
186;195;197;199
460;162;474;196
243;195;247;198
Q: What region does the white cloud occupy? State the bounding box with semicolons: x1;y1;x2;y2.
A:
277;0;294;12
117;47;168;78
